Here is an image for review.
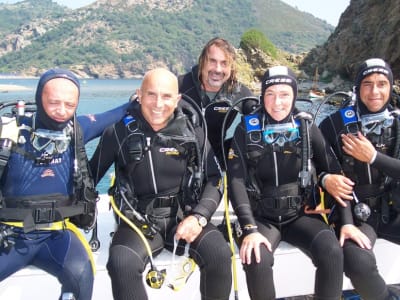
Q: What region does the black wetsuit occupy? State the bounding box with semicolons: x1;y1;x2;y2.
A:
89;102;231;300
227;110;344;300
178;65;254;166
319;106;400;300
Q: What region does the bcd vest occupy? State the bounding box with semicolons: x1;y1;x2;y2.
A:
339;105;400;186
109;106;205;221
0;115;98;232
242;112;316;223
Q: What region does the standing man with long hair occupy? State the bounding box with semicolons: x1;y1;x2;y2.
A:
179;37;254;166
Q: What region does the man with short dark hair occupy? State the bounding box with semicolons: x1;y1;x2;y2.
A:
319;58;400;299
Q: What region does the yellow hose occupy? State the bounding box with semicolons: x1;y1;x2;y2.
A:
108;176;154;263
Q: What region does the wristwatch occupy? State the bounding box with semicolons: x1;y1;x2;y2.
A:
193;214;207;227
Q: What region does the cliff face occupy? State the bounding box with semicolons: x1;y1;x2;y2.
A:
301;0;400;81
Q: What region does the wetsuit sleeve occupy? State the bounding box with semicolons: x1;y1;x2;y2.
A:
311;124;342;176
319;113;346;159
89;124;119;186
227;122;258;233
190;127;223;221
313;122;354;225
371;151;400;179
78;102;129;143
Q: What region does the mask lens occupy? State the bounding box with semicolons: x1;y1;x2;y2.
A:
55;139;69;153
263;130;280;144
284;128;299;141
32;135;52;151
362;122;379;135
383;117;394;128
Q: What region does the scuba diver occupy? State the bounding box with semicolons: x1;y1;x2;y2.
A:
89;68;232;300
319;58;400;299
0;68;129;300
227;66;349;300
178;37;254;166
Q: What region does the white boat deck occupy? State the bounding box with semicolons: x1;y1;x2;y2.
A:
1;195;400;300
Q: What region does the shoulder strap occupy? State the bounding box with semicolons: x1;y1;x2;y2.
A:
340;105;358;124
69;119;98;230
73;121;94;191
296;117;313;189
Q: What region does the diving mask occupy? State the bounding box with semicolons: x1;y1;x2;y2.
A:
263;122;300;146
360;110;393;135
31;128;71;155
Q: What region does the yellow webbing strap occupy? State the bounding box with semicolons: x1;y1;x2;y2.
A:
1;220;96;274
223;173;239;299
304;187;330;224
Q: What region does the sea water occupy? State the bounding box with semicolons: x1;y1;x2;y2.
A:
0;78;340;194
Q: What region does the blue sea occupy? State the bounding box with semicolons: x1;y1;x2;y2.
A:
0;78;340;194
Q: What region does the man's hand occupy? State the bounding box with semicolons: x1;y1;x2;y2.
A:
341;132;377;163
175;215;202;243
324;174;354;207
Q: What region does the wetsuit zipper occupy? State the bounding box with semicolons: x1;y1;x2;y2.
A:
273;150;282;224
146;137;158;194
273;151;279;186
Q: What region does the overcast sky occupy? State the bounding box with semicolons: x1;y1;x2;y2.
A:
0;0;351;26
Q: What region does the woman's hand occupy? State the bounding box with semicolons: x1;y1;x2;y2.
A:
339;224;372;249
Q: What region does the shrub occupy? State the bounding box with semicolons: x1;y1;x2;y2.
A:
240;29;278;59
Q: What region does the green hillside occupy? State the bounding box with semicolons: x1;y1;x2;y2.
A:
0;0;334;76
0;0;68;37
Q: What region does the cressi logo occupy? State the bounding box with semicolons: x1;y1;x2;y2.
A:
362;67;389;77
213;106;229;113
159;147;180;156
265;78;292;85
